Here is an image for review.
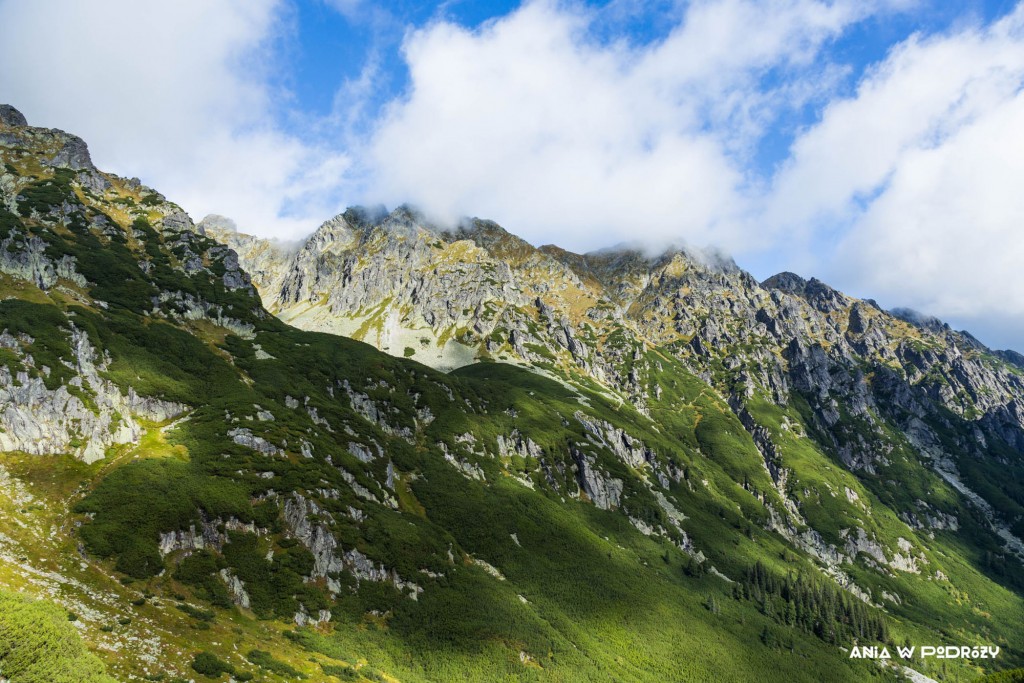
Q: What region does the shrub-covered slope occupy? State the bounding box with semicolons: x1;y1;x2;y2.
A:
0;105;1021;682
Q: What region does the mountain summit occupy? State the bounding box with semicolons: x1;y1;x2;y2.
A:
2;105;1023;682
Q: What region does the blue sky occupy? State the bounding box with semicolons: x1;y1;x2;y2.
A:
282;0;1018;179
1;0;1023;350
281;0;1013;170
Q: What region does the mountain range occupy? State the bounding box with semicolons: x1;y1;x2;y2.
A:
1;103;1022;682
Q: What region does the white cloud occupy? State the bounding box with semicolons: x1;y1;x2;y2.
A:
0;0;350;237
323;0;363;18
364;0;899;251
767;4;1024;348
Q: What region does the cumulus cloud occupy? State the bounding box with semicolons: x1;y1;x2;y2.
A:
365;0;901;251
0;0;350;237
769;4;1024;348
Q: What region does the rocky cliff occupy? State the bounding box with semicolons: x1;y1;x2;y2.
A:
2;104;1023;682
210;204;1024;569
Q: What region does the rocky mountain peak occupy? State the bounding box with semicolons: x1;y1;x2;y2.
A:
890;306;951;334
303;213;358;255
378;204;432;238
197;213;238;234
762;270;808;294
338;203;389;230
0;103;96;174
656;244;740;276
762;272;849;314
331;205;449;246
575;244;651;284
4;106;1024;683
0;103;28;127
445;218;538;263
48;133;94;172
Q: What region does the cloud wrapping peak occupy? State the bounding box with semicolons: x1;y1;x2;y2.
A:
366;0;890;250
363;0;1024;347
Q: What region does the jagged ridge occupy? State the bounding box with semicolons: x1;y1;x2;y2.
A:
2;103;1024;682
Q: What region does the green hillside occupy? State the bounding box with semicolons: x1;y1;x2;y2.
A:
0;109;1021;682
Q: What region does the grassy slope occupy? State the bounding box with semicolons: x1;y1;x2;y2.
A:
0;131;1020;682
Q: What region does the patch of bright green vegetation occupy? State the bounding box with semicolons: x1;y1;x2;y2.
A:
0;589;116;683
191;651;250;680
176;602;216;622
75;458;251;578
246;649;306;678
981;669;1024;682
15;168;77;216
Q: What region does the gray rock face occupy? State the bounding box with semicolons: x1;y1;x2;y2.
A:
48;135;94;171
152;290;256;338
841;527;922;573
158;527;205;556
158;517;265;556
0;327;185;463
283;494;343;579
571;446;623;510
75;169;110;194
0;105;27;127
293;605;331;626
228;428;284;457
218;248;251;290
439;441;487;481
576;412;652;469
901;506;959;532
282;493;421;599
160;209;194;233
0;233;86;290
341;380;413;441
347;441;379;463
220;568;251;609
496;431;544;460
204;208;630;375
